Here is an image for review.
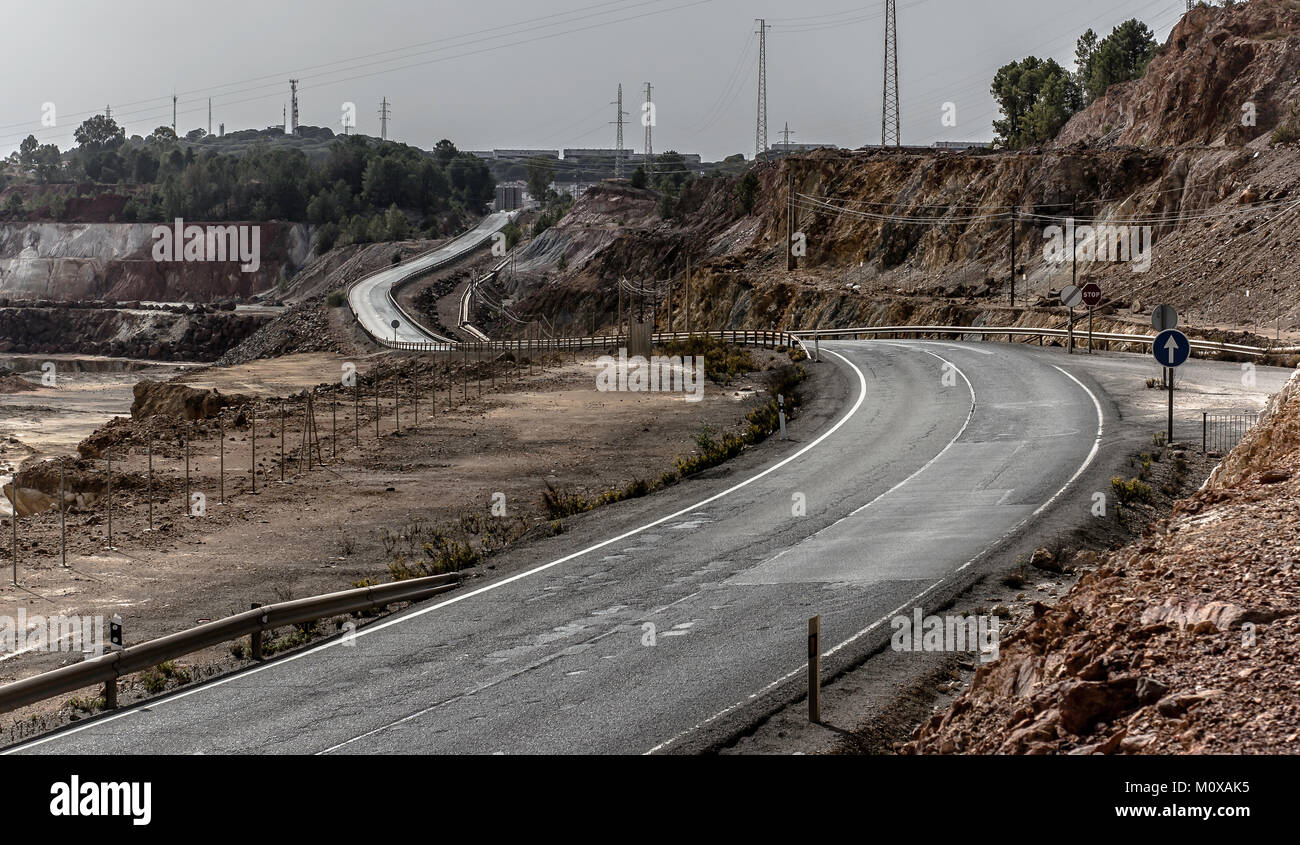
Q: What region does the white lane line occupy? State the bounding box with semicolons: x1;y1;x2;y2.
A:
760;347;976;566
644;351;1106;754
6;348;871;754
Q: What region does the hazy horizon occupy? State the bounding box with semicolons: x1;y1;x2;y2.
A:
2;0;1186;161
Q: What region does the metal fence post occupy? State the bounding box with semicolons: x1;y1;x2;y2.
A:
808;615;821;723
250;602;264;661
1202;412;1208;454
59;459;66;567
106;445;114;549
219;416;225;504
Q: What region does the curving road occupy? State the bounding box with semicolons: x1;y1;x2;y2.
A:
348;211;513;344
7;339;1138;755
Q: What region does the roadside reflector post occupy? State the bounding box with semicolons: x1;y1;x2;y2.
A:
778;394;788;441
808;615;821;724
9;510;16;586
814;331;820;362
250;603;265;661
105;613;123;709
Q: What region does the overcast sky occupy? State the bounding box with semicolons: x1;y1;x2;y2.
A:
1;0;1186;161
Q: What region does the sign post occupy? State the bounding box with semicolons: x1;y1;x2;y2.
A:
1152;305;1178;389
1061;285;1082;354
1081;283;1102;353
1153;327;1190;444
391;319;400;345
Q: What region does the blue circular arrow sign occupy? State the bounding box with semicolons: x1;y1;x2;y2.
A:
1153;329;1190;368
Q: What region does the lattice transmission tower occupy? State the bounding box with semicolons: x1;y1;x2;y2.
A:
882;0;900;148
755;18;770;160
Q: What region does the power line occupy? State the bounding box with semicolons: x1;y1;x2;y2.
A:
0;0;713;149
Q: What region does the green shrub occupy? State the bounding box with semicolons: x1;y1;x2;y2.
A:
1111;476;1153;505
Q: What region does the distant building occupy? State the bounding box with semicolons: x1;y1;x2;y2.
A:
495;182;524;211
562;148;636;163
932;141;993;150
492;149;559;162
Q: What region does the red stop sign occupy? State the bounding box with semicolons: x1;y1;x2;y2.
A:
1080;283;1102;307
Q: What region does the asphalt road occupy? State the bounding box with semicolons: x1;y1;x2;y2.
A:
7;340;1286;755
347;211;513;344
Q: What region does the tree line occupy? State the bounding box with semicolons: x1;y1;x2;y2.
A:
991;18;1158;148
3;117;495;249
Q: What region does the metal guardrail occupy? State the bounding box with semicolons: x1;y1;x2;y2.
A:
372;329;806;356
0;572;460;715
458;258;509;342
795;325;1279;359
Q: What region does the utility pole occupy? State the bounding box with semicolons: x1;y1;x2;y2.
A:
611;84;628;178
786;171;796;271
172;93;177;133
643;83;654;177
755;19;770;160
779;121;795;153
685;255;692;336
105;105;112;121
1071;198;1077;289
379;97;390;141
882;0;901;148
289;79;299;135
1009;199;1016;307
208;98;212;136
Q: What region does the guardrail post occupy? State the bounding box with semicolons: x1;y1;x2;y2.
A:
103;676;117;710
250;602;264;661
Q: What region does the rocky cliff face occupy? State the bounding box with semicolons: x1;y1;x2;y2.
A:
0;306;268;361
1057;0;1300;148
0;222;313;302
